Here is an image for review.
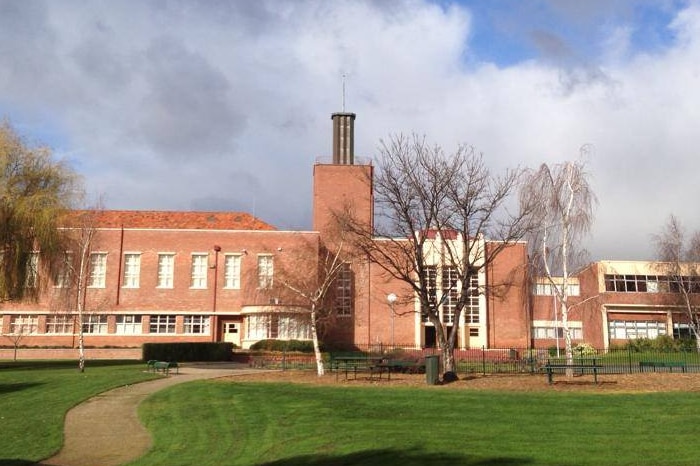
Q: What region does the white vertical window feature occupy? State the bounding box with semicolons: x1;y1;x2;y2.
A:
157;254;175;288
123;253;141;288
184;316;210;334
89;253;107;288
191;254;208;289
224;254;242;289
116;315;142;334
26;252;39;288
10;315;38;334
465;272;480;324
441;266;458;324
257;255;273;289
54;252;74;288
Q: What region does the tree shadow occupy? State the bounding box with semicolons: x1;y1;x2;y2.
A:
259;447;541;466
0;382;44;394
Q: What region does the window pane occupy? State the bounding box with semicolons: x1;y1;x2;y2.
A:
157;254;175;288
224;254;241;289
191;254;208;289
123;253;141;288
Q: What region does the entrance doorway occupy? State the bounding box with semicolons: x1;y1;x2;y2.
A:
424;326;436;348
223;322;241;347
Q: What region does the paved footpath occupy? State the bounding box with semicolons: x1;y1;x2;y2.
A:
38;363;267;466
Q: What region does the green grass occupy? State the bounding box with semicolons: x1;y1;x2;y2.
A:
130;380;700;466
0;360;157;464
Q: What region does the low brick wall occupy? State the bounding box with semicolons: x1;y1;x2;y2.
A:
0;348;142;360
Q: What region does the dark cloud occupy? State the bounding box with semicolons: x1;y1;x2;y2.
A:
136;37;245;160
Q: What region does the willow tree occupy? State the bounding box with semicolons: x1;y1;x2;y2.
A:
0;122;80;301
521;153;596;370
653;215;700;350
341;134;530;375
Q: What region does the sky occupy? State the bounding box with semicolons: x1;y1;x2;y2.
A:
0;0;697;261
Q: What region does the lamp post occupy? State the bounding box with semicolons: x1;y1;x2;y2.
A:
387;293;397;347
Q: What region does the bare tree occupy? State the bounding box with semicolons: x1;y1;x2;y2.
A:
52;209;106;372
653;215;700;350
341;134;530;375
0;121;80;302
2;316;37;361
521;152;597;371
275;237;350;376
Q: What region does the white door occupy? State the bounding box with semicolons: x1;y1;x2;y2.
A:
223;322;241;347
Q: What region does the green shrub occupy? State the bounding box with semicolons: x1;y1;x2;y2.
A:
249;339;315;353
142;342;234;361
573;342;597;357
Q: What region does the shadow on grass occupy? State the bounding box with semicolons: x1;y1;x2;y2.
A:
260;447;539;466
0;382;44;394
0;359;139;371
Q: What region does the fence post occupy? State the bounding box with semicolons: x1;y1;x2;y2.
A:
282;346;287;371
482;346;486;375
628;345;632;373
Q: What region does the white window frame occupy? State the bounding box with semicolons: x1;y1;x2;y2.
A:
116;315;142;334
223;254;242;289
184;315;210;334
122;253;141;288
53;252;74;288
190;254;208;289
257;254;273;289
26;252;39;288
46;315;74;334
89;253;107;288
157;253;175;289
10;315;39;334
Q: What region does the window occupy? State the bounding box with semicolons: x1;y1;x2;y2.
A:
150;315;176;334
257;255;273;289
469;327;479;337
224;254;241;289
334;262;352;317
534;282;580;296
246;314;311;340
608;320;667;339
10;315;38;334
533;325;583;340
53;252;74;288
441;267;458;324
123;253;141;288
602;274;686;293
82;315;108;334
26;252;39;288
673;323;697;340
157;254;175;288
116;315;142;334
46;315;74;334
190;254;208;289
89;253;107;288
465;272;480;324
421;265;437;321
184;316;210;334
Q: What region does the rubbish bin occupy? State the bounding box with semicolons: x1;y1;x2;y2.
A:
425;355;440;385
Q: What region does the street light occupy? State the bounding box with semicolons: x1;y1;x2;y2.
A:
387;293;397;347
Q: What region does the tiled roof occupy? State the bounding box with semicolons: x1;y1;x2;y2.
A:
61;210;277;231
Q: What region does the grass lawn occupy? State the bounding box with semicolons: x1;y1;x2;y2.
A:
0;360;157;464
130;380;700;466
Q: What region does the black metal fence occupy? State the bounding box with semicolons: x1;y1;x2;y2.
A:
242;343;700;375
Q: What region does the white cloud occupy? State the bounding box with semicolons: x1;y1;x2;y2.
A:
0;0;699;260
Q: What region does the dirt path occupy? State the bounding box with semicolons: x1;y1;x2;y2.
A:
38;363;267;466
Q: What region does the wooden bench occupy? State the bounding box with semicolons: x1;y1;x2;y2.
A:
151;361;179;375
639;361;686;373
544;361;599;385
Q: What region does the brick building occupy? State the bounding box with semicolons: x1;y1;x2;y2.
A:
1;113;696;351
